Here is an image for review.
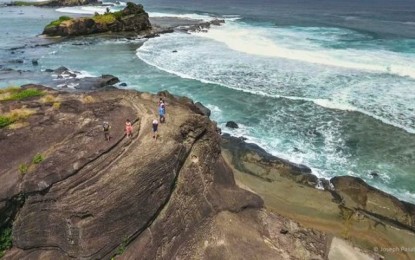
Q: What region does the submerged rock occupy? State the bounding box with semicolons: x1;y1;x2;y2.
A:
226;121;239;129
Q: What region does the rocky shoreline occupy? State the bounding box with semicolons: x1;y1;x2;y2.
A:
0;80;414;259
221;134;415;260
1;3;414;257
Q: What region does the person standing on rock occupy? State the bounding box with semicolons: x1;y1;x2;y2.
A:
152;119;159;140
103;121;111;141
125;119;133;137
158;97;164;107
159;103;166;123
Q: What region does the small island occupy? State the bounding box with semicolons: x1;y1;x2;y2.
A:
42;2;152;37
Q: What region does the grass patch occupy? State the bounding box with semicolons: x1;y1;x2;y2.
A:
0;87;20;100
32;153;44;164
0;116;13;128
0;108;35;128
46;16;72;28
0;88;44;101
92;13;117;24
19;164;28;175
0;227;12;258
40;94;57;103
81;95;95;104
52;102;61;110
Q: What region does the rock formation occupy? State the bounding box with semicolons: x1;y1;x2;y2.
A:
1;86;334;259
8;0;97;7
221;134;415;260
42;2;152;37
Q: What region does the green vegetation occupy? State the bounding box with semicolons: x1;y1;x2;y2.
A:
46;16;72;28
8;89;44;101
11;0;49;6
0;108;35;129
19;164;28;175
114;237;128;256
0;116;13;128
92;13;117;24
32;153;44;164
0;227;12;258
0;88;44;101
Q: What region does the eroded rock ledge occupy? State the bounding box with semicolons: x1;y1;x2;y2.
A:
1;86;337;259
222;134;415;260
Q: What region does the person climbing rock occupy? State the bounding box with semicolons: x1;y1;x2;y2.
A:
125;119;133;137
152;119;159;140
103;121;111;141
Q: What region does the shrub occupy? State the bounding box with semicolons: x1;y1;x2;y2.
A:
0;227;12;258
0;116;13;128
32;153;44;164
41;94;56;103
81;95;95;103
112;11;123;19
19;164;28;175
45;16;72;28
92;13;117;24
52;102;61;110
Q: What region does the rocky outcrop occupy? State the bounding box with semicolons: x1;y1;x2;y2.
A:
0;86;330;259
42;2;151;37
331;176;415;231
194;101;211;117
37;0;98;7
8;0;97;7
221;133;415;259
225;121;238;129
222;134;315;185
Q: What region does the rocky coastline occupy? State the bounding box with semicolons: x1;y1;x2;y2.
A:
0;78;414;259
1;3;414;258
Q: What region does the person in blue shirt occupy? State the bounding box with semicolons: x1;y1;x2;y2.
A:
159;103;166;123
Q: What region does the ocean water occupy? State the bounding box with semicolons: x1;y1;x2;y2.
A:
0;0;415;202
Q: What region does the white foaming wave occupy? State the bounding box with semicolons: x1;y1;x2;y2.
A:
75;70;96;78
148;12;240;22
192;22;415;79
253;94;415;134
101;1;127;6
138;48;415;134
148;12;213;21
56;6;119;15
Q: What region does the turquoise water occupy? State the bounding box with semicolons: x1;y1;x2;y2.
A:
0;1;415;202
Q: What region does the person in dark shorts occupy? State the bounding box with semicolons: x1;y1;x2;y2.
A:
152;119;159;140
103;121;110;141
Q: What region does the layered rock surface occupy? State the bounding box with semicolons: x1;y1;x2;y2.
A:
222;134;415;260
1;86;334;259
